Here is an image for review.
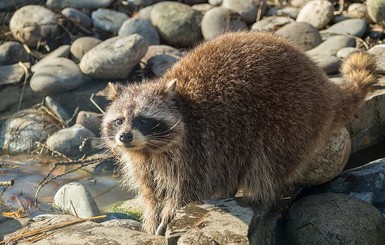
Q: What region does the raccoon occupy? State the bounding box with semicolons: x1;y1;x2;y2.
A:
102;32;377;235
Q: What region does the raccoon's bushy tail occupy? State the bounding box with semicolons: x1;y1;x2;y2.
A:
334;52;378;125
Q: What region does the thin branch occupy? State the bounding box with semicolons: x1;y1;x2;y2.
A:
4;215;106;244
90;93;105;114
34;156;112;206
17;62;30;112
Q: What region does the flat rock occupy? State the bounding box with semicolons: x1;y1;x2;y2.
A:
166;198;254;244
151;2;203;47
53;182;100;218
75;111;102;135
79;34;148;79
119;18;160;45
0;109;56;154
296;0;334;29
62;7;92;28
311;55;342;74
30;57;83;94
336;47;359;59
9;5;58;47
70;36;102;63
0;41;30;65
276;22;322;51
32;45;71;72
0;62;30;86
251;16;294;32
368;44;385;74
294;127;350;185
92;8;129;34
201;7;247;40
222;0;259;23
4;215;166;245
101;219;142;231
367;0;385;25
306;35;356;56
148;54;178;76
321;18;367;38
286;193;385;244
46;0;114;9
46;124;95;157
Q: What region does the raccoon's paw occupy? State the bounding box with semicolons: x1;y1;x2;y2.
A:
155;222;167;236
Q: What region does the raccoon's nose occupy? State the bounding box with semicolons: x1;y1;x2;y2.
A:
119;132;133;144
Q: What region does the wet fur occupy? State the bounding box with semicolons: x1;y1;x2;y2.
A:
102;32;377;234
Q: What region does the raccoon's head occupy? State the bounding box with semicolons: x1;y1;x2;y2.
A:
102;79;184;155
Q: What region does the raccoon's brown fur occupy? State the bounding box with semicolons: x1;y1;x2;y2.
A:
102;32;377;235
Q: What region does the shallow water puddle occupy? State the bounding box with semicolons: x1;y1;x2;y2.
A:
0;154;131;215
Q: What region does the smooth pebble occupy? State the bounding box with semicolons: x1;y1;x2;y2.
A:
9;5;58;47
251;16;294;32
321;19;367;38
92;8;129;33
118;18;160;45
80;34;148;79
222;0;259;23
201;7;247;40
296;0;334;29
46;0;114;9
62;8;92;28
70;37;102;63
336;47;359;59
151;2;203;47
30;58;83;94
276;22;322;51
307;35;356;56
46;124;96;157
0;41;30;65
53;182;100;218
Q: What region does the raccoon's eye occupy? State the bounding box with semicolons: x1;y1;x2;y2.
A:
115;118;124;126
133;116;162;134
140;118;148;125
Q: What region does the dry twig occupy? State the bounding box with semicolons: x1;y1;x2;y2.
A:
4;215;106;244
34;156;112;206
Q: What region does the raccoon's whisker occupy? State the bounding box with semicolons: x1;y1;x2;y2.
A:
143;143;162;152
151;118;182;136
92;143;110;149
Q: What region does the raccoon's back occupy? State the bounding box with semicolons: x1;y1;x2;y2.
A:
163;32;334;137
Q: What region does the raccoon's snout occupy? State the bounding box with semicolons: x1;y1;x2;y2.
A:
119;131;133;145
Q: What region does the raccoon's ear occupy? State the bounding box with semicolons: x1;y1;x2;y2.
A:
164;79;177;96
107;82;124;101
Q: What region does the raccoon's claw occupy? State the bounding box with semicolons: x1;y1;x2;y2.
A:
155;222;167;236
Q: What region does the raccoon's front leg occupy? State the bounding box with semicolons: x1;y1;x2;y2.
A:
141;185;163;234
156;199;179;236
